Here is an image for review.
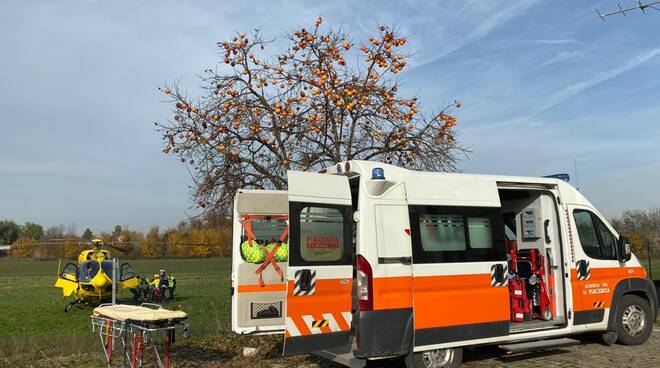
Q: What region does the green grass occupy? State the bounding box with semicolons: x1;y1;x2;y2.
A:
0;257;329;367
2;256;657;367
640;258;660;280
0;258;232;363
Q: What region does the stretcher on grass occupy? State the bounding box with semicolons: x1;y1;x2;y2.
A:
90;303;189;368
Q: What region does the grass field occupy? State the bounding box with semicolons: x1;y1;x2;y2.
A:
640;259;660;280
0;258;237;367
0;257;658;367
0;257;328;368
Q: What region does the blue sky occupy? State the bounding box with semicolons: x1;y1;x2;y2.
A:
1;0;659;232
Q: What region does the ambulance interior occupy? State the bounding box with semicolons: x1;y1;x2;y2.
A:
498;189;567;332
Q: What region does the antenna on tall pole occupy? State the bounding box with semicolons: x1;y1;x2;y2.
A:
596;1;660;21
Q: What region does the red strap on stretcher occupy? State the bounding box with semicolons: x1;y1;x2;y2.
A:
240;215;289;287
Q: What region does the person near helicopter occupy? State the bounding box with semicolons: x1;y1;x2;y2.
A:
167;274;176;300
130;275;152;302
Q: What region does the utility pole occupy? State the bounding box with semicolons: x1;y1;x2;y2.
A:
596;1;660;20
112;258;118;305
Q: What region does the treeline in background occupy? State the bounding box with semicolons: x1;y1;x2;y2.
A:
1;207;658;261
611;207;660;263
0;212;232;259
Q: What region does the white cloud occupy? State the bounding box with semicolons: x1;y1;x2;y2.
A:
539;46;660;112
408;0;541;70
532;50;582;71
533;39;582;45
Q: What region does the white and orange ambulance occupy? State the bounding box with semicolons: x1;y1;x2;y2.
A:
231;160;657;368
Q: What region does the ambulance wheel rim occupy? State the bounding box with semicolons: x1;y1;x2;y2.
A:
421;348;453;367
622;304;646;337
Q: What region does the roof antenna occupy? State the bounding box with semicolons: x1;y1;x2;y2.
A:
596;1;660;21
574;158;580;191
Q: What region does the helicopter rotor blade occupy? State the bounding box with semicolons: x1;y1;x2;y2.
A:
106;242;137;253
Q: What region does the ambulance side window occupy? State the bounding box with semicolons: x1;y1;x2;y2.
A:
289;203;352;266
573;210;617;260
409;206;505;263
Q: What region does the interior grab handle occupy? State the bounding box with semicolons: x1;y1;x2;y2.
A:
544;219;551;244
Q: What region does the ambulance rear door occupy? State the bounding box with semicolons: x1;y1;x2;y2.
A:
283;171;354;356
231;190;288;335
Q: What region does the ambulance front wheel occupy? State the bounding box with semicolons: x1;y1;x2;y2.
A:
405;347;462;368
615;294;652;346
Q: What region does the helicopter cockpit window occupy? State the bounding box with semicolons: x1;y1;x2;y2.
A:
61;263;78;279
101;261;114;279
79;261;100;282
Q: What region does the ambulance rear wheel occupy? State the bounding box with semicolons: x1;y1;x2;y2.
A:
405;347;462;368
616;294;652;346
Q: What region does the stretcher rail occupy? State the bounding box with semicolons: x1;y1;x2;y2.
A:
90;303;189;368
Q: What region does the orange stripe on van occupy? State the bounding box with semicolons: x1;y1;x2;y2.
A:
572;266;646;312
286;278;352;314
237;284;286;293
372;276;413;310
286;278;352;336
413;274;509;329
572;266;647;311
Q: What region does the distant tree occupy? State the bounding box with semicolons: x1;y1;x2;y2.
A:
81;228;93;241
43;225;66;241
19;222;44;241
66;223;77;238
0;220;19;245
112;225;123;241
158;18;465;213
611;207;660;254
10;237;36;257
141;226;161;257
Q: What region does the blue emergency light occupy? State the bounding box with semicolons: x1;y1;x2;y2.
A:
543;173;570;182
372;167;385;180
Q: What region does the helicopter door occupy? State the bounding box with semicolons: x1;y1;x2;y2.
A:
283;171;354;356
54;263;79;297
120;263;139;288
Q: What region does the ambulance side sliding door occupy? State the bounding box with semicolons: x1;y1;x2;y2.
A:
409;205;510;349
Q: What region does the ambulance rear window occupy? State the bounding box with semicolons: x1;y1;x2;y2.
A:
299;207;344;262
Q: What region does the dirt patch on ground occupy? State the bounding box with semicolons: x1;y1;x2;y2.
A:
3;329;659;367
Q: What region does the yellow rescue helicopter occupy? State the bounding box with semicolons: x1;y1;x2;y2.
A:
54;239;139;312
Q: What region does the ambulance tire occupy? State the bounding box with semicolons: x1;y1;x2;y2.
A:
615;294;652;346
405;347;462;368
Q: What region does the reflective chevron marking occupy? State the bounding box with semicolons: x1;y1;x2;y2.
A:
302;315;321;334
342;311;352;327
322;313;340;332
286;312;351;336
286;316;301;337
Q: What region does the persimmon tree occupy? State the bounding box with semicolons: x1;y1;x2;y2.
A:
157;18;466;211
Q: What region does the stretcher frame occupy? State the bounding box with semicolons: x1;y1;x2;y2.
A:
90;303;190;368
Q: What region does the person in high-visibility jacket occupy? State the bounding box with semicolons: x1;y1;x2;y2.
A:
150;274;160;288
168;274;176;300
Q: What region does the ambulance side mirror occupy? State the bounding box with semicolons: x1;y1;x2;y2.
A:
617;236;632;263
